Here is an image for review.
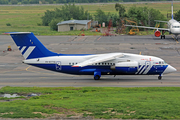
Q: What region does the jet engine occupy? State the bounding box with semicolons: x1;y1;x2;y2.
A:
154;30;161;37
115;61;138;74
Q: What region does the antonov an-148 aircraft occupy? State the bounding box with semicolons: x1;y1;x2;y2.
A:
125;2;180;40
6;32;176;80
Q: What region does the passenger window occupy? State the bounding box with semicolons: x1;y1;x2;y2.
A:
98;63;100;65
105;63;106;65
95;63;97;65
113;63;115;65
159;61;161;64
72;63;74;65
69;63;71;65
108;63;109;65
102;63;104;65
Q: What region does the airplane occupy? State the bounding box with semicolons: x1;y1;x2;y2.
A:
125;1;180;40
5;32;176;80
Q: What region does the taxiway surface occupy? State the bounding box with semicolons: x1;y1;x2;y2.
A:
0;34;180;87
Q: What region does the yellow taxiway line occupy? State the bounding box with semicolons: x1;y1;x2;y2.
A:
25;66;31;71
25;66;55;75
172;36;179;43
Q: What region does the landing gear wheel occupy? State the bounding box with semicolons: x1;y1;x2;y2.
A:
94;75;100;80
161;35;165;39
158;76;162;80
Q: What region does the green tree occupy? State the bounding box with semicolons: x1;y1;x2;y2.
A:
41;10;55;26
11;0;18;4
49;18;62;31
41;3;92;27
115;3;126;18
148;8;166;28
94;9;108;25
175;10;180;21
94;9;118;27
127;6;166;27
128;6;148;25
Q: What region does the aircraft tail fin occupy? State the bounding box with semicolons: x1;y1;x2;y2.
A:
5;32;58;59
171;1;174;19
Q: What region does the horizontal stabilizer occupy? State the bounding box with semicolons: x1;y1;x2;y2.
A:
154;20;168;23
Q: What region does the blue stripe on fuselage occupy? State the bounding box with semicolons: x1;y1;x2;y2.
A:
137;65;145;74
147;65;168;75
28;64;168;75
140;65;149;75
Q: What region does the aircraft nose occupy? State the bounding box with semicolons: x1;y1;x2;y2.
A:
163;65;177;74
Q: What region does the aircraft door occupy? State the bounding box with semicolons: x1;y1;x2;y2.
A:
56;61;61;71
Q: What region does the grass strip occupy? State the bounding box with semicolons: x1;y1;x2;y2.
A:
0;86;180;119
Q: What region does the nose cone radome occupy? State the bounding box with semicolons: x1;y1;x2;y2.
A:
171;29;180;34
163;65;177;74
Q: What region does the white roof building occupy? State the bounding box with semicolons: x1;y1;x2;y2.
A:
57;20;91;32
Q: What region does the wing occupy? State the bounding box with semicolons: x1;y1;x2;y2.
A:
154;20;168;23
124;25;170;31
72;53;124;67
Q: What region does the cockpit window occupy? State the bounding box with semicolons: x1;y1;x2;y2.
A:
159;61;166;64
172;26;180;28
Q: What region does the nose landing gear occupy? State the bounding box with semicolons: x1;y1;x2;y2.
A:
175;35;178;41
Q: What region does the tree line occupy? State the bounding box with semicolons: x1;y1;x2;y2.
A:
41;3;174;31
42;3;93;30
0;0;178;5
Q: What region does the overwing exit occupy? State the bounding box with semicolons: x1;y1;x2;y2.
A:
5;32;176;80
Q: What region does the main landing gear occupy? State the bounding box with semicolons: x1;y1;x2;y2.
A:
94;71;101;80
161;30;165;39
158;74;162;80
94;75;100;80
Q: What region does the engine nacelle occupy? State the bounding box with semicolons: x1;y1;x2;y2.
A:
154;30;161;37
115;61;138;74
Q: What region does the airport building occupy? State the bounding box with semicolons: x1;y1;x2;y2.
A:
57;20;91;32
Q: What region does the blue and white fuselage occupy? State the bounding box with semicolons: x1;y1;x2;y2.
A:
23;53;175;75
6;32;176;80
